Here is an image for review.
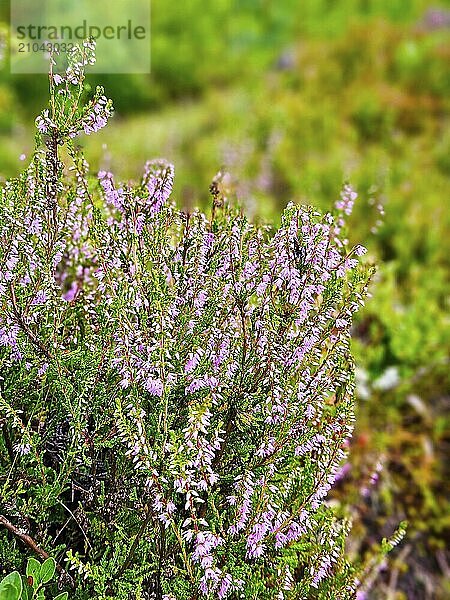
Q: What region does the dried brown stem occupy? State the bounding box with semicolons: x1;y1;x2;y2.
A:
0;514;50;561
0;514;73;586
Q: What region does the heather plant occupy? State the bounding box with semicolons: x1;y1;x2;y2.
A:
0;41;385;599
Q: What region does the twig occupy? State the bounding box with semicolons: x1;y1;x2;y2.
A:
0;514;74;586
115;507;153;580
57;500;93;552
0;515;50;561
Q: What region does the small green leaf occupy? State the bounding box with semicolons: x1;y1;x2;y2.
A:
25;558;40;582
53;593;68;600
0;571;22;600
39;558;56;584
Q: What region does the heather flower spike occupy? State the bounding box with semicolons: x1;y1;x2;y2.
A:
0;41;394;600
35;38;113;139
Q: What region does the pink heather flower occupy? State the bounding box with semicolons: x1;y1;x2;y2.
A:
199;567;221;595
0;326;19;348
98;170;124;212
334;462;351;482
63;281;78;302
35;109;55;133
185;349;203;373
20;274;31;286
194;290;208;311
79;95;113;136
370;472;379;484
354;244;367;256
218;574;232;599
311;555;332;587
144;377;164;397
37;362;49;376
336;318;348;329
335;184;357;215
286;521;304;542
246;518;272;558
275;531;287;549
28;216;43;235
31;290;47;305
192;531;224;569
256;437;276;457
143;160;174;213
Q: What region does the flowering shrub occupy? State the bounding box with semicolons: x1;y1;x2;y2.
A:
0;41;386;599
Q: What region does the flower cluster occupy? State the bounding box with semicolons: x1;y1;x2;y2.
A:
35;39;113;139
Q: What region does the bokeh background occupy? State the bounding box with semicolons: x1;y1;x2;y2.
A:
0;1;449;597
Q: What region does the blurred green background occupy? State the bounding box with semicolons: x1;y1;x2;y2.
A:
1;1;449;597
